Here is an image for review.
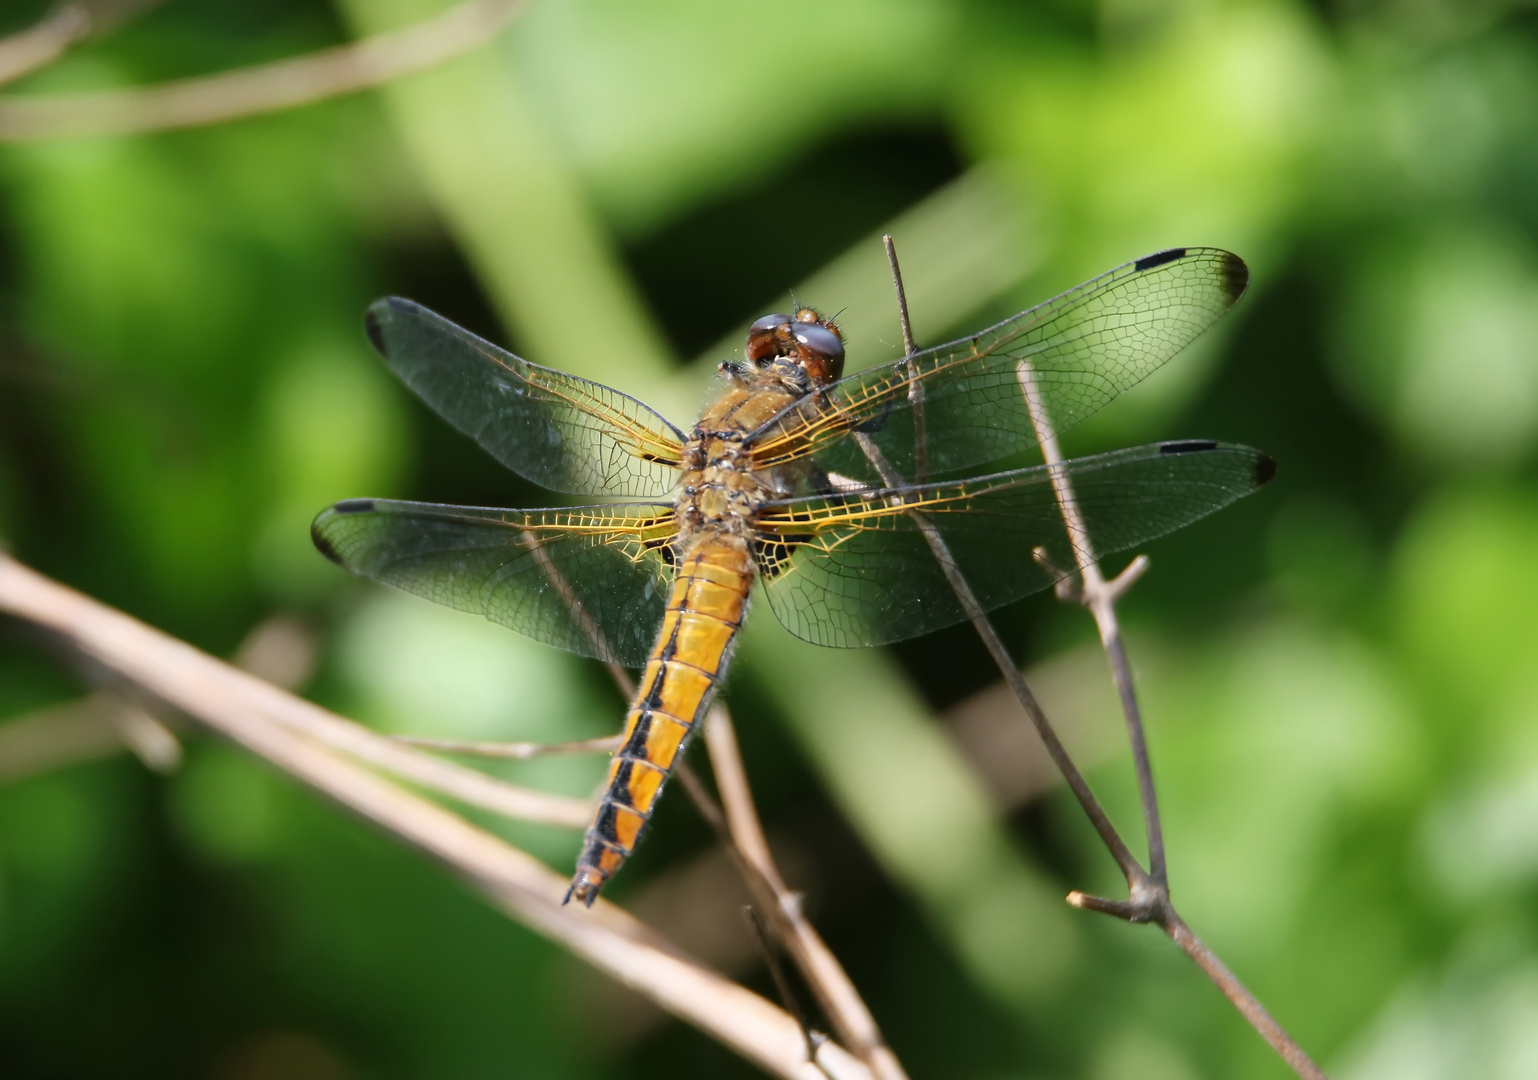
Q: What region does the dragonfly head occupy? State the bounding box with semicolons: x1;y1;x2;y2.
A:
743;308;845;388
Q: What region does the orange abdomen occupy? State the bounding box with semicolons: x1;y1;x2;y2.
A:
566;537;754;906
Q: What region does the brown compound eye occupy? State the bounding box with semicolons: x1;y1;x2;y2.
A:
793;322;845;384
746;312;793;363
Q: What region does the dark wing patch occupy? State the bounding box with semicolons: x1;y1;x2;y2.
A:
1254;454;1278;485
1135;247;1188;271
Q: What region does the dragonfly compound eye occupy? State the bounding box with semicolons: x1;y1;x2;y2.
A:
793;323;845;383
745;312;794;363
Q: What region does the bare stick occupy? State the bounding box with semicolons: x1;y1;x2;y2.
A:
857;239;1140;879
0;552;872;1080
852;429;1142;879
0;694;126;781
0;0;527;141
523;490;905;1080
704;707;908;1080
0;4;92;87
744;906;834;1080
0;1;162;87
881;239;1327;1079
1018;363;1166;885
393;733;623;760
883;235;928;485
1162;911;1327;1080
248;687;593;829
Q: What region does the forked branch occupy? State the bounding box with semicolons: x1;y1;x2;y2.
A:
478;519;905;1079
881;237;1328;1080
0;552;873;1080
0;0;527;140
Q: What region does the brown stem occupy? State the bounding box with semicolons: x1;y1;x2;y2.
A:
703;708;909;1080
879;238;1327;1079
0;4;93;87
392;733;623;760
882;234;928;485
522;484;904;1078
0;552;875;1080
1162;912;1330;1080
0;0;527;141
1017;362;1166;886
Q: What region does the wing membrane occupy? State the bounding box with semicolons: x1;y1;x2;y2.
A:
748;248;1248;484
367;298;686;499
312;499;675;666
754;440;1273;648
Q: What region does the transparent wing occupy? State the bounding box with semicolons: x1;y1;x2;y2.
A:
312;498;676;666
747;248;1248;485
367;298;686;499
753;440;1274;648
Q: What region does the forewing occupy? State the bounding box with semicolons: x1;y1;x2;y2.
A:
754;440;1274;648
367;298;686;499
749;248;1248;484
312;499;676;666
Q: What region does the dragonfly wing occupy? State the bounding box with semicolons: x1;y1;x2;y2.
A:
367;298;686;499
312;499;676;666
753;440;1274;648
749;248;1248;484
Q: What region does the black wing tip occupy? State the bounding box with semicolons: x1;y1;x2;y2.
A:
311;516;344;564
363;309;387;357
364;297;423;357
1131;247;1249;304
1220;251;1250;303
1158;440;1277;486
311;499;376;564
1159;439;1219;455
1253;453;1278;486
1134;247;1187;272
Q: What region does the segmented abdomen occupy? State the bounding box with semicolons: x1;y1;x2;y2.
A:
565;537;754;906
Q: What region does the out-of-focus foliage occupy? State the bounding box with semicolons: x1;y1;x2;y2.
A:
1;0;1537;1077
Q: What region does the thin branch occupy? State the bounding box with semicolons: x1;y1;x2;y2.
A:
704;707;908;1080
853;247;1142;882
239;684;594;829
1162;912;1328;1080
0;694;125;781
111;700;182;772
0;552;872;1080
393;733;623;760
1018;362;1166;886
881;238;1327;1080
744;906;834;1080
0;0;527;141
883;235;928;485
0;4;92;87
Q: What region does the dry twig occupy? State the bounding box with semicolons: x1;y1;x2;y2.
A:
703;707;908;1080
554;612;906;1076
0;552;873;1080
880;237;1328;1080
0;0;526;141
393;732;624;760
0;4;93;87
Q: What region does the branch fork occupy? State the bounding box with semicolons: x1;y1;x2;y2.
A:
882;236;1327;1080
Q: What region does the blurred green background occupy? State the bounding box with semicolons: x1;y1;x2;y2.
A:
2;0;1538;1077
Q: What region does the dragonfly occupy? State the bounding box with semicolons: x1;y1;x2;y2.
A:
312;246;1273;906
